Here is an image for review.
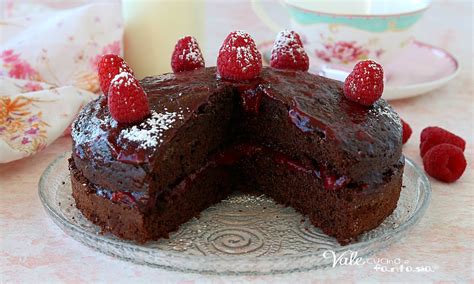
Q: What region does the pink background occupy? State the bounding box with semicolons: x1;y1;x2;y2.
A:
1;0;473;282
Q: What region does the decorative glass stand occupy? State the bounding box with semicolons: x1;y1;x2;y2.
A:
39;152;431;275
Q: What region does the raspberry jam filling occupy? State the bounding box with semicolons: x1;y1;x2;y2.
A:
93;143;350;207
95;187;148;207
238;85;264;113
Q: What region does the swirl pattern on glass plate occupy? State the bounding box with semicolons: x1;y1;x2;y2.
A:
39;152;431;274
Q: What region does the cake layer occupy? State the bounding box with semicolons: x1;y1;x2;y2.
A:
72;67;402;199
70;158;234;242
234;152;403;244
69;145;403;243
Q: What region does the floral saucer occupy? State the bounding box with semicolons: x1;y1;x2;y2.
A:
259;40;459;101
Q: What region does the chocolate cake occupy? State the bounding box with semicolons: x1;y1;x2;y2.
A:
70;66;404;245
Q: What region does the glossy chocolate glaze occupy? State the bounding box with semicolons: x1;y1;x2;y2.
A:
231;68;402;180
72;67;403;199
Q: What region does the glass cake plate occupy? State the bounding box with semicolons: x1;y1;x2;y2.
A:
39;152;431;275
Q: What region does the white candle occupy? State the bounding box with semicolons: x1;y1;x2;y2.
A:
122;0;205;78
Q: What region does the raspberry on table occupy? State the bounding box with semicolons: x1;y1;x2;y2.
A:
217;30;262;81
420;126;466;156
108;72;150;124
171;36;205;73
423;143;467;183
343;59;384;106
98;54;133;95
401;119;412;144
270;30;309;71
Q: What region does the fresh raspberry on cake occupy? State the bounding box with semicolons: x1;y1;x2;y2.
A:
171;36;205;72
217;30;262;81
270;30;309;71
108;72;150;124
423;143;467;182
343;60;384;106
98;54;134;95
401;119;412;144
420;126;466;156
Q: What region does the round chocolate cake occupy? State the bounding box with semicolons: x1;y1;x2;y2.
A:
70;66;404;245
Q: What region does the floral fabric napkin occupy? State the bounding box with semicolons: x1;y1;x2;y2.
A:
0;1;123;163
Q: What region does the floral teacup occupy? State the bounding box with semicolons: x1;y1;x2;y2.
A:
252;0;431;71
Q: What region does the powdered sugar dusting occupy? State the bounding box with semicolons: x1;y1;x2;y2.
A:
347;60;384;94
343;59;384;105
71;98;117;147
71;112;105;145
179;36;205;65
120;110;185;149
111;71;136;88
219;30;261;72
271;30;306;63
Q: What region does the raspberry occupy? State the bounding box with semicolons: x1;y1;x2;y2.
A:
420;126;466;157
171;36;205;72
270;30;309;71
343;60;384;106
401;119;412;144
108;72;150;124
98;54;133;95
217;30;262;81
423;144;467;183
